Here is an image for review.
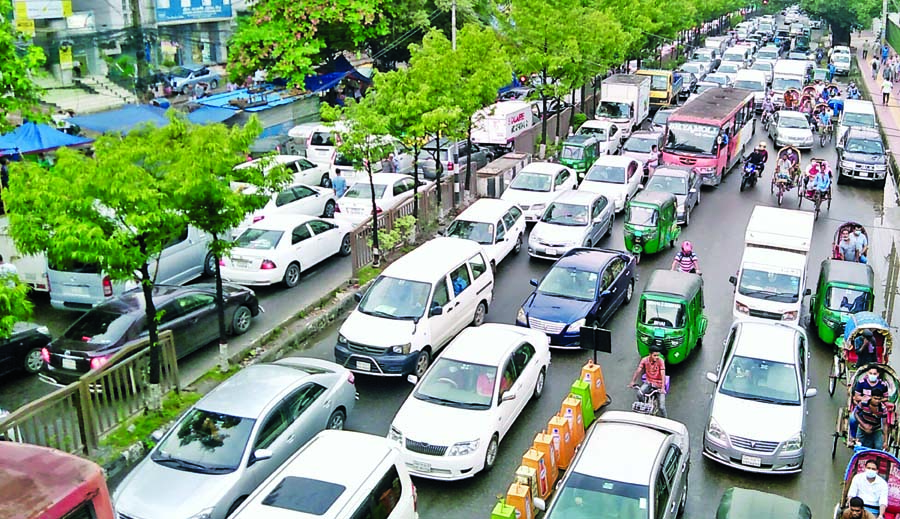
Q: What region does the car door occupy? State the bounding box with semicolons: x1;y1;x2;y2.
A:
490;219;508;264
553;168;573;193
594;266;617;325
610;125;621;152
296;158;324;186
626;161;641;199
243;400;294;493
282;382;330;447
289;223;317;269
307;219;342;265
500;209;521;260
428;276;457;350
658;444;685;519
448;263;476;334
173;291;219;355
288;185;324;216
510;342;538;416
497;357;522;436
272;188;300;217
590;196;611;244
155;300;195;358
768;112;779;139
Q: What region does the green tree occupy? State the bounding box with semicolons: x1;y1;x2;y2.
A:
5;130;187;401
0;276;32;340
801;0;879;45
163;114;291;372
0;1;46;133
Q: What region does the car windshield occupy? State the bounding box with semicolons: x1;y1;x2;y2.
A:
779;115;810;129
752;62;773;71
682;64;702;74
627;205;658;226
641;299;685;328
561;145;585;160
846;138;884;154
170;67;193;78
579;125;610;140
826;286;871;313
509;172;552;192
235;229;283;250
649;75;668;91
63;309;132;345
358;276;431;320
844;112;877;128
734;80;765;90
542;202;589;226
693;52;712;62
646;174;687;195
446;220;494;245
738;267;802;303
835;55;851;64
720;355;801;404
772;77;802;91
414;358;495;410
545;472;649;519
623;137;656;153
538;266;598;301
343;183;388;199
707;75;730;86
719;64;739;74
596;102;631;120
652;110;672;126
152;409;255;473
665;122;718;155
585;164;625;183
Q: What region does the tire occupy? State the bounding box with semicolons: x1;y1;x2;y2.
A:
820;131;827;147
472;301;487;327
624;279;634;304
777;187;784;206
23;348;43;374
323;200;336;218
684;207;690;227
327;409;346;430
695;189;700;205
320;173;332;188
483;434;500;473
339;234;352;256
283;263;302;288
533;367;546;399
231;306;252;335
413;349;431;378
514;233;523;254
829;355;840;397
210;79;219;89
203;252;217;277
837;170;847;185
605;214;614;236
832;432;840;459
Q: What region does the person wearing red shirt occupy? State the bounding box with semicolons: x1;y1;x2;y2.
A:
629;344;667;417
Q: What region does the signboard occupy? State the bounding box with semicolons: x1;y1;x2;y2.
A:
14;0;72;20
156;0;232;23
15;19;35;37
580;326;612;354
59;44;73;70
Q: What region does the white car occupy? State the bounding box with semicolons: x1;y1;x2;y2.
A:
680;61;709;80
445;199;526;270
220;214;353;288
750;61;774;84
500;162;578;222
528;190;614;259
716;61;745;82
304;123;348;165
234;155;333;188
575;120;623;155
389;324;551;480
705;73;734;88
337;173;423;225
832;53;852;75
578;155;642;212
231;183;338;238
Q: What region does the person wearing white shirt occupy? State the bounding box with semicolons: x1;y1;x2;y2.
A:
849;458;889;519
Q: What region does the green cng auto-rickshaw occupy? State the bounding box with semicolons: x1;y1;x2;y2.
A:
636;269;707;364
560;134;601;180
809;259;875;344
623;191;680;261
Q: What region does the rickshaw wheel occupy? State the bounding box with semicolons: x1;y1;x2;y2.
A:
828;355;840;396
832;432;839;459
827;192;832;210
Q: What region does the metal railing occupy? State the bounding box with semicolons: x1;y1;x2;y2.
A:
0;331;179;456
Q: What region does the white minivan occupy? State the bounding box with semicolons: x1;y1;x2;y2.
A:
837;99;877;143
335;238;494;378
229;430;418;519
444;198;526;270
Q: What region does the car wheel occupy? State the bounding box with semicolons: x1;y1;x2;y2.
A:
696;189;701;205
472;301;487;327
323;200;336;218
203;252;217;277
231;306;252;335
514;233;523;254
684;207;690;227
210;79;219;89
339;234;352;256
23;348;43;374
533;367;546;399
624;279;634;304
414;349;431;378
483;434;500;472
327;409;346;430
320;173;332;188
283;263;302;288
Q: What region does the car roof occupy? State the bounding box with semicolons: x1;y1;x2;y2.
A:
248;214;318;231
552;189;606;205
565;134;597;145
234;154;308;170
629;130;663;140
820;259;875;287
443;324;543;366
643;269;702;299
456;198;519;223
360;172;413;184
383;237;485;283
196;363;314;418
779;110;807;119
104;285;202;314
581;119;614;129
844;99;876;113
591;155;636;168
520;161;568;175
734;321;799;363
574;421;667;484
653;165;693;177
846;127;881;139
556;247;621;269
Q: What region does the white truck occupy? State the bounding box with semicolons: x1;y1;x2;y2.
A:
0;216;50;292
772;60;809;107
470;101;538;147
595;74;651;139
729;206;815;325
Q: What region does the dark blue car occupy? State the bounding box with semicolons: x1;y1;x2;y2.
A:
516;248;636;348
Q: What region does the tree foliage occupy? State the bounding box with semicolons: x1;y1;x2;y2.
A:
0;276;32;339
0;1;46;133
801;0;879;44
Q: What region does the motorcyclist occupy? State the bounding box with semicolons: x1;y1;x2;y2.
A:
761;95;775;115
671;240;701;274
746;142;768;177
629;343;667;418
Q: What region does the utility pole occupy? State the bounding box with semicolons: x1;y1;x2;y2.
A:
451;0;457;50
883;0;889;45
129;0;148;81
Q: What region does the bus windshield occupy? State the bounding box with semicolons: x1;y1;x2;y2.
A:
664;122;718;155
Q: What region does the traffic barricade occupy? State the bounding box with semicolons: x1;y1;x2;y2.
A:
532;432;558;489
570;379;596;426
506;482;534;519
561;396;585;446
522;448;551;499
548;415;574;470
581;360;608;410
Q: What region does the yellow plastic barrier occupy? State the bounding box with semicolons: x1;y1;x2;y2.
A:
506;482;534;519
515;465;539;507
522;449;551;499
581;361;608;410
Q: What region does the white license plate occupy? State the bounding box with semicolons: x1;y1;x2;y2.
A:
232;259;252;269
355;361;371;371
741;455;762;467
348;207;365;214
861;171;872;178
62;358;77;370
410;461;431;472
545;248;558;256
65;286;88;297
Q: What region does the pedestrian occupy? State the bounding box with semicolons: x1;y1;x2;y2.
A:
0;156;9;191
382;154;396;173
882;44;889;64
828;62;836;82
192;82;204;101
390;153;400;173
883;77;893;105
0;254;17;277
873;56;880;80
648;144;660;172
848;457;889;517
864;45;869;60
332;169;347;198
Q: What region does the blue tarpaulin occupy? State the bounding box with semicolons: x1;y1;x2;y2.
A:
304;55;371;93
187;106;237;125
0;122;93;155
69;105;169;134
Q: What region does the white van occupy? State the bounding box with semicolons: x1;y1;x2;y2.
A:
733;69;769;110
444;198;526;270
305;123;348;165
837;99;877;143
335;237;494;377
722;46;753;67
0;216;49;292
229;430;418;519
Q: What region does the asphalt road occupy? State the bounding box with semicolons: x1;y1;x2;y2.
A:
273;122;878;517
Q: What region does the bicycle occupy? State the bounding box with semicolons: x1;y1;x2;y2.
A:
819;123;833;147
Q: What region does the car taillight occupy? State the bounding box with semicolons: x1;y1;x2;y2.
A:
261;260;277;270
41;348;50;363
375;206;383;214
90;356;109;370
347;372;355;385
102;276;113;297
253;215;265;223
447;161;455;171
219;258;226;266
334;203;341;213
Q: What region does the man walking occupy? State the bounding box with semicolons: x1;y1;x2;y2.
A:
873;55;880;80
332;170;347;198
883;77;893;105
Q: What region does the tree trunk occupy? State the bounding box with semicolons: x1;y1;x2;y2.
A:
580;83;586;114
465;123;474;194
540;83;548;146
212;234;228;373
138;257;162;410
412;142;420;219
367;155;380;265
555;97;562;140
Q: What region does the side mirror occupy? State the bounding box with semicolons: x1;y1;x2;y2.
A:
250;448;273;465
530;278;539;287
430;305;444;316
805;387;818;398
705;372;719;384
501;391;517;402
354;292;363;302
728;275;737;285
407;374;419;385
689;188;697;194
150;429;164;442
535;498;547;511
804;288;812;296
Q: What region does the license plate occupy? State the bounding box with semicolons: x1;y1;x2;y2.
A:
348;207;365;214
545;248;558;256
410;461;431;472
355;361;371;371
65;286;88;296
861;171;872;178
232;259;251;269
62;358;77;370
741;455;762;467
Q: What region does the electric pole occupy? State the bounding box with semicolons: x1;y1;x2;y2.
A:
451;0;457;50
883;0;889;45
129;0;148;80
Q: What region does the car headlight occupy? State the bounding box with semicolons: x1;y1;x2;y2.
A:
569;318;586;331
531;203;546;212
696;166;716;174
781;432;803;452
735;301;750;314
782;311;798;321
707;417;729;444
447;439;480;456
391;343;412;354
337;333;348;345
517;307;528;325
187;508;215;519
389;426;403;444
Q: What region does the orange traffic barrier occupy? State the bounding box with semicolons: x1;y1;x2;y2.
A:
548;415;574;470
532;433;558;489
561;396;586;446
515;465;539;507
522;449;550;499
506;482;534;519
581;361;608;410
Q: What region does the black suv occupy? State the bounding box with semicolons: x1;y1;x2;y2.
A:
837;127;888;187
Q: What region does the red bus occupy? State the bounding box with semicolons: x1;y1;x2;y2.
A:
0;442;114;519
661;88;756;186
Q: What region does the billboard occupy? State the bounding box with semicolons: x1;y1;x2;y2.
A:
156;0;232;23
14;1;73;20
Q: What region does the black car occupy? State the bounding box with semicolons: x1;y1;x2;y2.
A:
0;322;52;376
837;127;888;187
41;283;260;386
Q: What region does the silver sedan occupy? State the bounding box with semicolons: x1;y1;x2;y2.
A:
768;110;815;150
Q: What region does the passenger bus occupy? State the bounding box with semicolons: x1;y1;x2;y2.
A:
0;442;114;519
661;88;756;186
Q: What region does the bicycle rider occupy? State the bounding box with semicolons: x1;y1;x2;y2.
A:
629;343;668;418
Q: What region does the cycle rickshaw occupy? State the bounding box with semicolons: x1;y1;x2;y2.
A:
773;145;801;206
813;102;835;146
784;88;801;110
830;312;893;395
833;221;870;262
832;363;900;458
833;449;900;518
798;158;832;220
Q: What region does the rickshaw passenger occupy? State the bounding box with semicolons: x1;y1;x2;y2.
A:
818;108;833;132
839;229;862;262
808;162;831;195
852;387;889;450
842;496;877;519
841;293;869;313
850;367;890;441
856;225;870;263
855;330;879;367
848;458;889;518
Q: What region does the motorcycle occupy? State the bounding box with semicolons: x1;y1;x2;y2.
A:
740;160;759;191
